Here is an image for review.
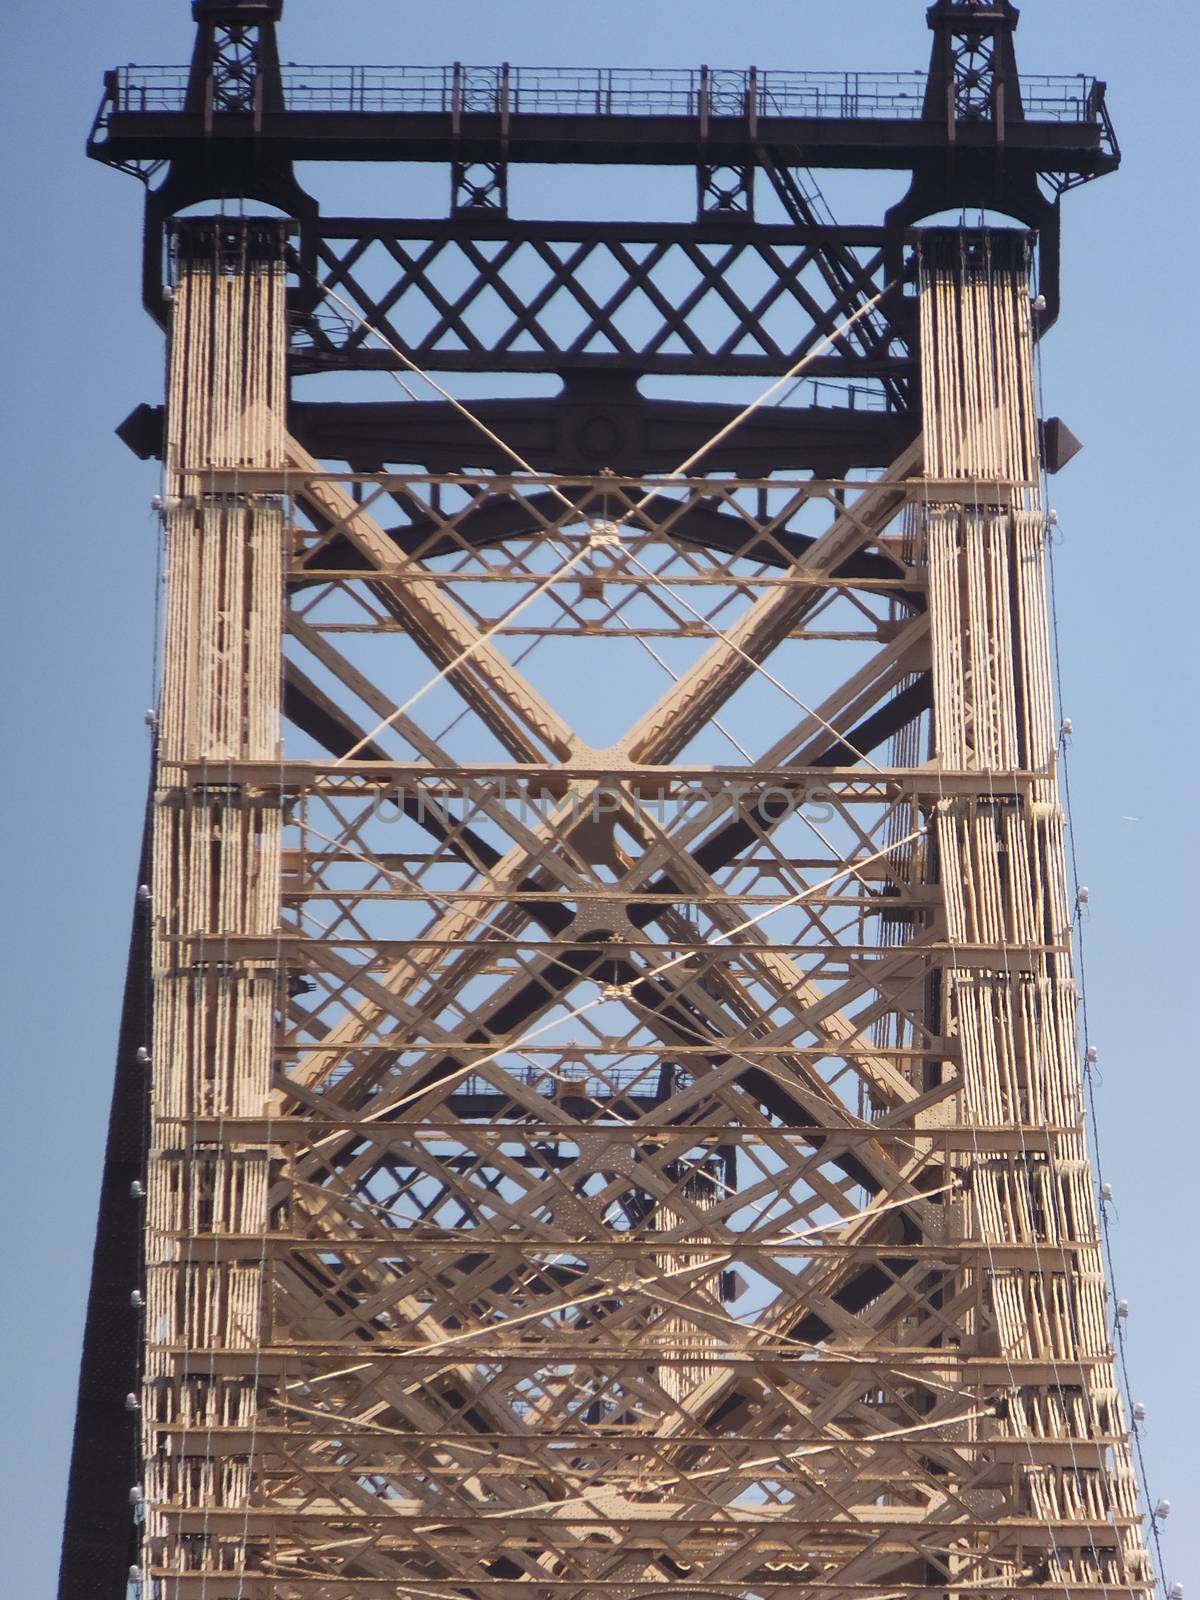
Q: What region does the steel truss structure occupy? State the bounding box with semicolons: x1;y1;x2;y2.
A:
62;5;1152;1600
99;0;1116;479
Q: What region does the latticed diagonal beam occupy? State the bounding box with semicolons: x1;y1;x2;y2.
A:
301;226;904;380
288;437;577;761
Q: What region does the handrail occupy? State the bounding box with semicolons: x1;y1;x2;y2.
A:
102;63;1110;128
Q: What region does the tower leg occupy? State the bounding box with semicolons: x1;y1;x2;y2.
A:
141;218;287;1591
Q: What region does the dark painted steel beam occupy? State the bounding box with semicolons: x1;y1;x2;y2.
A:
58;791;153;1600
93;109;1116;173
290;399;914;476
119;397;916;476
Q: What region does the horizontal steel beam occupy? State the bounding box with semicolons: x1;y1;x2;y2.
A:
120;396;917;475
96;108;1117;171
290;398;917;475
163;761;1025;795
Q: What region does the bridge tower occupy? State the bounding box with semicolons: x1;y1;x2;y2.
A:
63;4;1155;1598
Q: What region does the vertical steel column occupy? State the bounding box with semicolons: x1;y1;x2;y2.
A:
918;228;1149;1591
140;218;286;1588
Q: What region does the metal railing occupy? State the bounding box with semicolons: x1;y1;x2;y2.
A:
105;62;1108;126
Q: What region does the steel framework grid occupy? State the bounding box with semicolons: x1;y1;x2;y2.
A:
96;217;1155;1600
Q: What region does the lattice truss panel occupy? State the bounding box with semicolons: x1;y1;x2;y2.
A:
138;224;1153;1599
296;224;897;381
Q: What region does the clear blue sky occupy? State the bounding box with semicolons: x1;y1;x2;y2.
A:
0;2;1194;1592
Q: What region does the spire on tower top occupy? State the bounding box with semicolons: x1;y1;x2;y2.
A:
186;0;283;120
191;0;282;19
923;0;1023;127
